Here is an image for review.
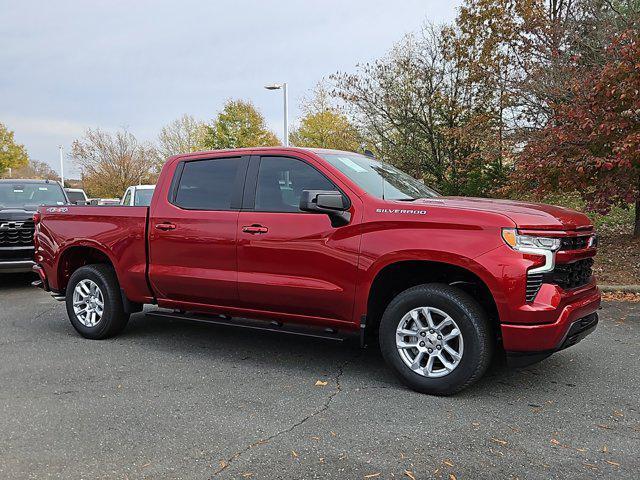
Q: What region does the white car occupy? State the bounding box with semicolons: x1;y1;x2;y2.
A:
64;188;89;205
121;185;155;206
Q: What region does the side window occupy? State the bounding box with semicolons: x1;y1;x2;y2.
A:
255;156;336;212
122;188;132;206
174;157;240;210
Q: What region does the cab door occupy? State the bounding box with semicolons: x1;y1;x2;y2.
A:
148;155;249;308
236;155;361;325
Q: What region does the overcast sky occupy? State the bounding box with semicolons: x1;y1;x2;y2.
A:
1;0;461;178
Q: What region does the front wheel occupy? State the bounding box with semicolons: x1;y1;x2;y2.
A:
379;284;493;395
65;264;130;339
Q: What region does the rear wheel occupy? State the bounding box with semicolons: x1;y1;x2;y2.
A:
65;264;129;339
379;283;493;395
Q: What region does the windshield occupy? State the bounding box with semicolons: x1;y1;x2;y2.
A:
134;188;154;206
319;153;438;200
0;182;67;209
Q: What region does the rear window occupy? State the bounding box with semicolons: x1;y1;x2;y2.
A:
66;190;86;203
174;158;240;210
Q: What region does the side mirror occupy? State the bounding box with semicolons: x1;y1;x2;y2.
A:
299;190;351;227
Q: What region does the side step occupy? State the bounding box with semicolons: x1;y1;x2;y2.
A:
145;310;353;343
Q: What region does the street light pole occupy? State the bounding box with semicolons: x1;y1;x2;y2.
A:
283;82;288;147
264;82;289;147
58;145;65;187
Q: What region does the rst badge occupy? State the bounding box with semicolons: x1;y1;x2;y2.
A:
46;207;69;213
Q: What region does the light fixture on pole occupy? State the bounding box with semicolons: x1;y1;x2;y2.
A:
58;145;65;187
264;82;289;147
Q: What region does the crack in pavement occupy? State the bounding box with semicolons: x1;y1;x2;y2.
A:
210;351;361;478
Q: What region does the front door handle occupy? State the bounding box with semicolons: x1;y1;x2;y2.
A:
242;224;268;234
155;222;176;231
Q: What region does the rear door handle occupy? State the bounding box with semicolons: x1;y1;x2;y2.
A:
155;222;176;231
242;224;268;234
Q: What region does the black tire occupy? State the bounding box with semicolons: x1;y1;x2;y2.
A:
379;283;493;395
65;264;129;339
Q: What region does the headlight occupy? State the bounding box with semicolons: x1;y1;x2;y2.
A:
501;229;561;252
501;228;560;274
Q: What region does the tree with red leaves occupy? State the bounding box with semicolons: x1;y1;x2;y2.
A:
515;28;640;236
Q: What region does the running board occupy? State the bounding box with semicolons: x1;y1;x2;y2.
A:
145;310;353;342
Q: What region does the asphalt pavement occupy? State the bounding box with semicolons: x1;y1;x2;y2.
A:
1;273;638;479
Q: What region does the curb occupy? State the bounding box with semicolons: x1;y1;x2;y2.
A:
599;285;640;293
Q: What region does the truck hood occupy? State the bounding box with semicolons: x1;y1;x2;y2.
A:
0;208;37;222
418;197;593;231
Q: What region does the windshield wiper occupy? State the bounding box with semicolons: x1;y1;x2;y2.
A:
394;198;417;201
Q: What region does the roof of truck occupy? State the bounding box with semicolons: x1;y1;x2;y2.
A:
0;178;61;184
168;146;361;162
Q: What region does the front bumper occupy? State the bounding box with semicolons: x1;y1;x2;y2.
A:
502;284;600;367
505;312;598;367
0;259;35;273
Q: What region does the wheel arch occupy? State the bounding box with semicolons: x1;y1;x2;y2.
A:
56;242;118;294
362;257;501;345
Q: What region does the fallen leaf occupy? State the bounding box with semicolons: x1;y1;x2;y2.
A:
613;410;624;417
315;380;328;386
576;448;587;452
291;450;299;458
443;460;454;467
491;438;508;445
584;463;598;470
310;436;320;441
551;438;561;445
449;475;457;480
404;470;416;480
364;474;381;479
602;445;609;453
241;474;253;478
218;460;228;469
598;424;613;430
330;431;337;437
141;463;151;468
605;460;620;467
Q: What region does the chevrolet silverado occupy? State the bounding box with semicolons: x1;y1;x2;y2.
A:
32;148;600;395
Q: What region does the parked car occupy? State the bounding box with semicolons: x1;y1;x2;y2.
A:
88;198;121;206
121;185;155;206
64;188;89;205
0;179;67;273
32;148;600;395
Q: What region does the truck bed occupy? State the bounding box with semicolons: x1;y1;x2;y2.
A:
35;205;153;302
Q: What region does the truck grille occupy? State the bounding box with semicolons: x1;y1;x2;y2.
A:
549;258;594;290
526;258;594;302
526;273;544;302
0;220;35;247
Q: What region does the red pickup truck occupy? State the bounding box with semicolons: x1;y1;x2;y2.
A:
33;147;600;395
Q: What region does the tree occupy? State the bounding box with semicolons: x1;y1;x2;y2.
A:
70;128;157;198
514;29;640;235
11;159;59;180
0;123;29;176
156;114;207;170
332;26;509;196
201;100;280;149
289;83;363;151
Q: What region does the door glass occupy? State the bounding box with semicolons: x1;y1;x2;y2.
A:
255;157;336;212
174;158;240;210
